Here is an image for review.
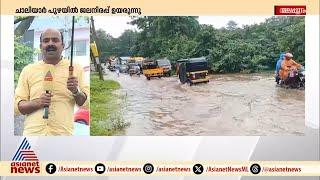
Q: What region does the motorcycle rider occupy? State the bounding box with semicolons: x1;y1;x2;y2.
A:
279;52;302;83
275;53;285;84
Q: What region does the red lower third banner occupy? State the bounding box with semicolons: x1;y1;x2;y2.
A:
0;161;319;176
274;5;307;15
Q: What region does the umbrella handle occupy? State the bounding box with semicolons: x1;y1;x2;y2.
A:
69;66;74;77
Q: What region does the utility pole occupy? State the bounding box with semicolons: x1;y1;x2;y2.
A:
90;16;104;80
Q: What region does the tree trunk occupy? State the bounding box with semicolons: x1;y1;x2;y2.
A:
14;16;35;37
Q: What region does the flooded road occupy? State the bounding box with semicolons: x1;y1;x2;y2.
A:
104;71;305;136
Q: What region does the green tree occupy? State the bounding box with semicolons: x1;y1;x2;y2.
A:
14;36;36;85
130;16;199;58
98;16;305;73
115;30;139;56
95;29;116;61
14;16;35;37
226;20;238;31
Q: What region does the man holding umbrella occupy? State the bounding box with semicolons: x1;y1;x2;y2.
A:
15;28;89;136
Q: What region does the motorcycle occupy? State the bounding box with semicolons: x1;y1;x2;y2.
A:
280;68;305;89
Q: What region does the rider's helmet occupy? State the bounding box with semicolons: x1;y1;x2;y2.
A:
285;53;293;58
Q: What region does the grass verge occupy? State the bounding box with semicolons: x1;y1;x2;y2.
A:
90;73;129;136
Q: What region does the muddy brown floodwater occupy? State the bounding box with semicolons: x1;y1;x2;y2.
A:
104;71;305;136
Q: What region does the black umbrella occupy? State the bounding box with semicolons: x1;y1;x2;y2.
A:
69;16;75;77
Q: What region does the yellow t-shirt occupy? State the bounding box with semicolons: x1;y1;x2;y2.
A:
15;59;89;136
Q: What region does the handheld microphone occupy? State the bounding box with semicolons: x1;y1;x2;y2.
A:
43;70;53;119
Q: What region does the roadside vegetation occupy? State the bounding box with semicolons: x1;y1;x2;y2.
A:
14;36;36;86
97;16;304;73
90;73;129;135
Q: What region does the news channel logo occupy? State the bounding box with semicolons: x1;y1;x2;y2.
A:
11;137;40;174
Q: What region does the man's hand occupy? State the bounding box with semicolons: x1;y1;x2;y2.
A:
67;76;78;94
18;92;52;115
67;76;87;106
38;92;53;108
